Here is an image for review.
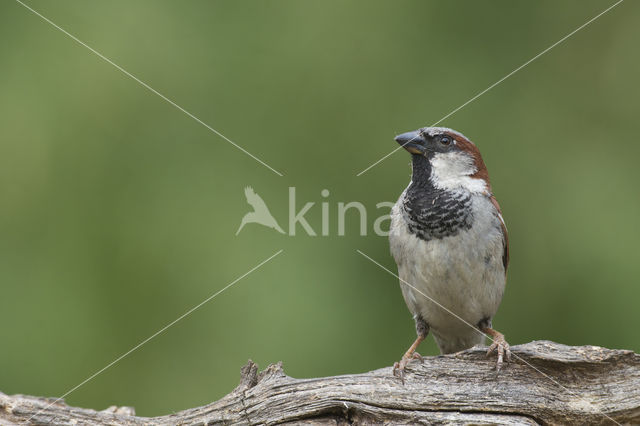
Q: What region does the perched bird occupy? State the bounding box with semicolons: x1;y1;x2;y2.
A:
389;127;510;376
236;186;285;235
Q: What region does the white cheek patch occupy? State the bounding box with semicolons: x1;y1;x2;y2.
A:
430;152;487;193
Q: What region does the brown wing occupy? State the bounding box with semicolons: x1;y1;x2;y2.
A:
489;195;509;273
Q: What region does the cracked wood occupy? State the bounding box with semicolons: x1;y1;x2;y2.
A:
1;341;639;425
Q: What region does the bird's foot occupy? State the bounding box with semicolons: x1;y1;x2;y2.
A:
393;352;423;381
486;332;511;371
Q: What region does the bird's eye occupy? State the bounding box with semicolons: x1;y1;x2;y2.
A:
440;136;452;146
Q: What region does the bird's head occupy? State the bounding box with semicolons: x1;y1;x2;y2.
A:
395;127;491;192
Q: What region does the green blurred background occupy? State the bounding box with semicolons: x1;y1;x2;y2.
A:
1;0;638;417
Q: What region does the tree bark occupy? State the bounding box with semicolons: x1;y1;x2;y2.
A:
1;341;638;425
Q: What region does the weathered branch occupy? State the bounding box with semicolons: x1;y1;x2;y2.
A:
2;341;638;425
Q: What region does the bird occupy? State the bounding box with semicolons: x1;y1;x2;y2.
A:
388;126;510;377
236;186;285;235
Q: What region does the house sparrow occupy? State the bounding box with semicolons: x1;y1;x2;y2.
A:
389;127;510;377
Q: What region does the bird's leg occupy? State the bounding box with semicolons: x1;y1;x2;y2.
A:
393;335;424;378
479;320;511;371
393;316;429;381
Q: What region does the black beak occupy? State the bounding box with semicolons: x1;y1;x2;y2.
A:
395;130;425;155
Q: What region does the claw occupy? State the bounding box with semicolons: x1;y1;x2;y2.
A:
392;361;405;383
393;351;423;382
393;334;426;381
486;333;510;371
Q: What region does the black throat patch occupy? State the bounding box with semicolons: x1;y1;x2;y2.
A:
401;155;473;241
